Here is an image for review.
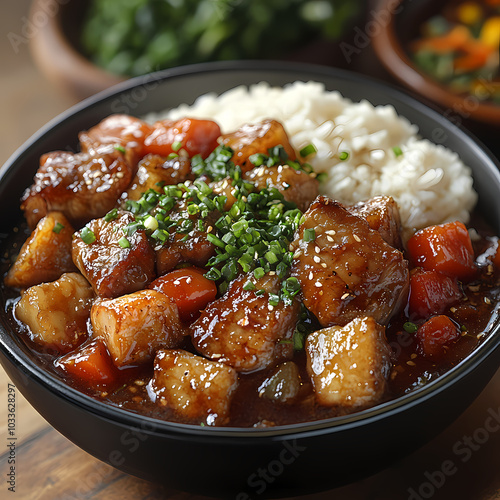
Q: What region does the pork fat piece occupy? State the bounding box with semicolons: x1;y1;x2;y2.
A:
4;211;76;289
151;349;238;426
91;289;184;367
291;196;409;327
72;211;155;298
15;273;94;353
306;316;392;408
190;273;300;373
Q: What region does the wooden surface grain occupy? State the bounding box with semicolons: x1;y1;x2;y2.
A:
2;2;500;499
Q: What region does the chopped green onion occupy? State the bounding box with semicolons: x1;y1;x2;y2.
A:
104;208;118;222
118;236;131;249
172;141;183;152
392;146;403;157
52;222;64;234
114;144;126;154
144;215;158;231
339;151;350;161
403;321;418;334
80;226;96;245
243;280;256;291
303;228;316;242
299;143;317;157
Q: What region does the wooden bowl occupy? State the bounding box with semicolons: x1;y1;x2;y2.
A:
29;0;125;101
371;0;500;126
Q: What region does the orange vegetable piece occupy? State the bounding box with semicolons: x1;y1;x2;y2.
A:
56;339;118;387
407;268;462;319
407;221;476;281
412;25;471;53
416;315;460;357
149;267;218;323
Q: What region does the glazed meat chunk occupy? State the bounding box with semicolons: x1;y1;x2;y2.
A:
244;165;319;212
347;195;403;249
151;349;238;426
72;211;155;298
219;119;297;174
21;148;135;229
291;196;409;327
4;211;76;289
190;273;300;373
155;200;217;275
121;154;192;203
91;290;184;367
306;316;392;408
15;273;94;353
79;114;153;159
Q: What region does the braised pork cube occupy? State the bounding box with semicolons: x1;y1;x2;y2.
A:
190;273;300;373
347;196;403;249
151;349;238;426
79;114;153;160
291;196;409;327
306;317;392;408
244;165;319;212
21;148;135;229
219;119;297;174
5;212;76;289
91;289;185;367
15;273;94;353
155;200;217;275
121;154;192;203
72;211;155;298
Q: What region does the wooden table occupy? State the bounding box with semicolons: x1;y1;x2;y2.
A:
2;2;500;499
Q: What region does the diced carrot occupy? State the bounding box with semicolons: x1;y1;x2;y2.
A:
416;315;460;357
407;221;476;281
412;25;471;53
407;268;463;319
56;339;118;387
149;267;218;323
454;41;493;72
143;118;221;159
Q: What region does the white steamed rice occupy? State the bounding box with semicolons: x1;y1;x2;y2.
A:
144;81;477;235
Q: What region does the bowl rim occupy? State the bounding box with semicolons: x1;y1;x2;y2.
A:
2;59;500;439
371;0;500;125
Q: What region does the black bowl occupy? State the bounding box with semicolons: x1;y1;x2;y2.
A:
1;61;500;499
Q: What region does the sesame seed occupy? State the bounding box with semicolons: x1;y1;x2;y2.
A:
308;271;314;280
450;307;457;313
353;234;361;242
313;256;321;263
314;282;323;288
326;230;336;236
321;263;327;268
319;290;324;296
116;171;124;179
406;360;416;367
134;380;145;386
293;249;303;259
314;246;321;254
132;396;143;403
485;297;492;305
269;271;276;276
410;353;417;359
341;292;350;300
207;226;213;233
327;236;334;243
268;304;274;311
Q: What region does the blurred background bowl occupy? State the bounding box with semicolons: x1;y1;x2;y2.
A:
29;0;364;101
372;0;500;127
